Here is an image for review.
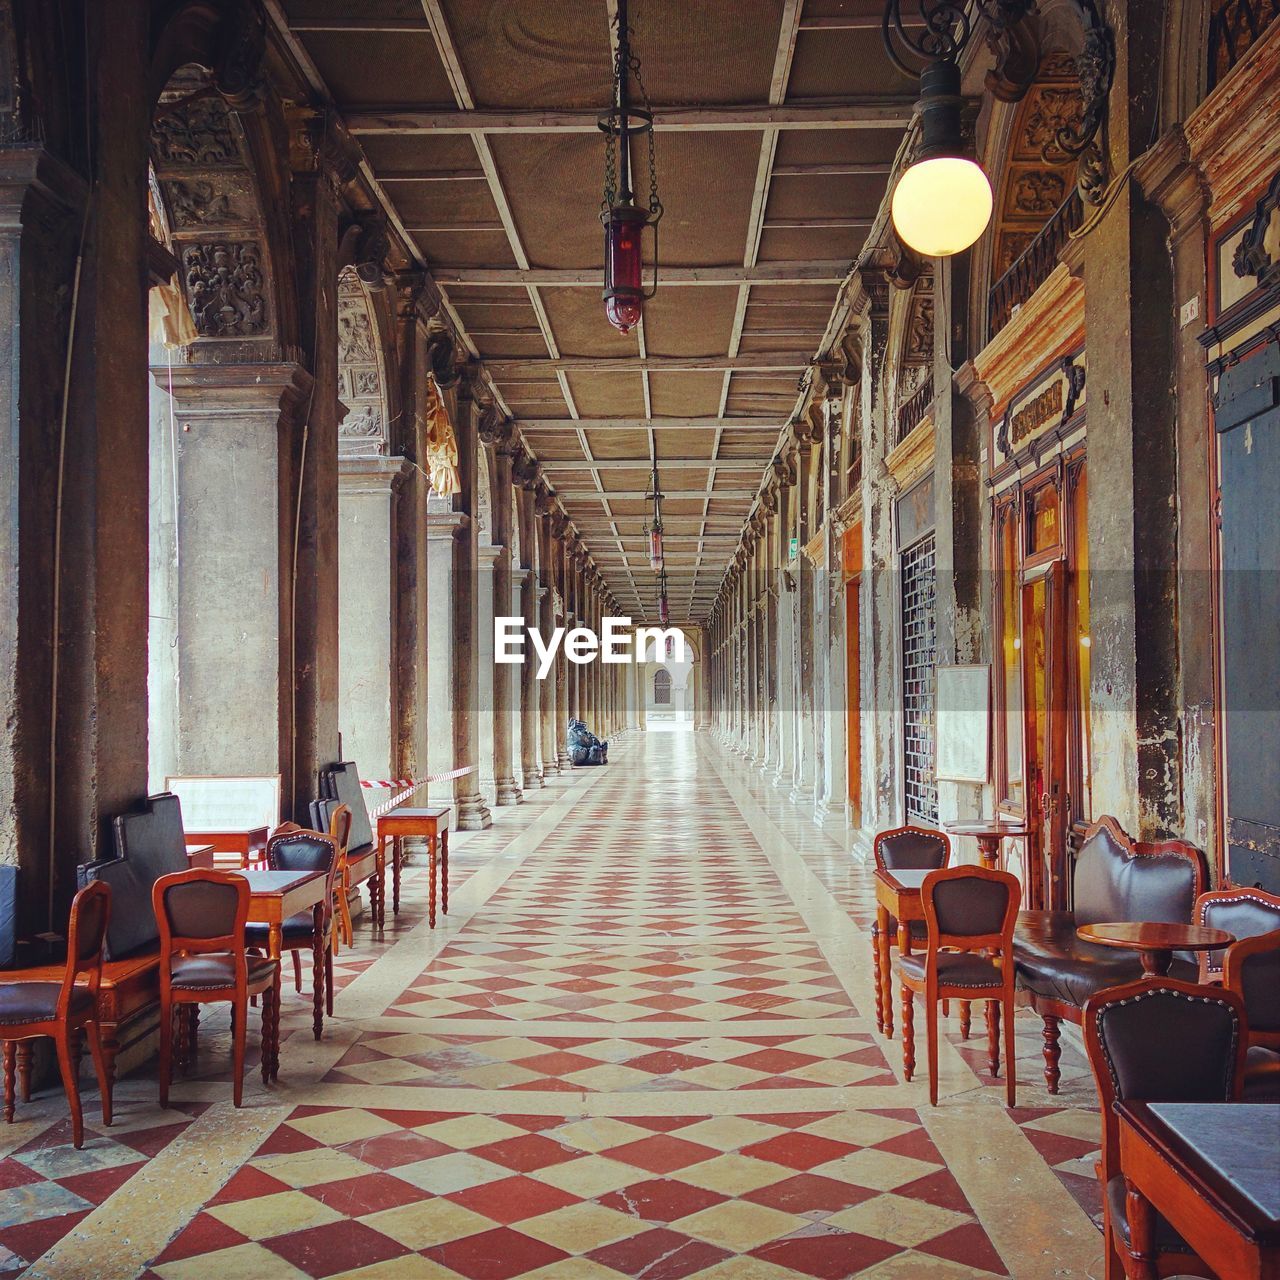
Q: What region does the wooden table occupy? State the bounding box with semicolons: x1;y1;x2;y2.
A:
185;842;216;868
1076;921;1234;976
874;867;929;1039
187;825;270;869
1117;1101;1280;1278
376;807;450;927
944;818;1030;872
236;868;328;1040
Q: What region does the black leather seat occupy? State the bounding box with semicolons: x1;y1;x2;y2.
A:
170;953;279;990
0;984;95;1024
1013;910;1196;1005
897;951;1003;988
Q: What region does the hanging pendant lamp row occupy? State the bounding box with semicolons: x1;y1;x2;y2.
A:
881;1;1034;256
600;0;663;334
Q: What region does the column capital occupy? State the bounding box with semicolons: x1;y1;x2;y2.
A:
1135;124;1210;247
151;361;314;425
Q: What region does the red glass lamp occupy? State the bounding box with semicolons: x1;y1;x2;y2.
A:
599;0;662;335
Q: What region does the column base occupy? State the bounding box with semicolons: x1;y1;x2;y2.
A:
495;777;523;805
521;764;544;789
557;750;572;771
789;781;815;805
455;792;493;830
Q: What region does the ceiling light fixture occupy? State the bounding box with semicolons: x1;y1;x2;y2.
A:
882;2;1029;257
643;462;665;572
599;0;663;334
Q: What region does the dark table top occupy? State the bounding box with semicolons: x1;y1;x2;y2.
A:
875;868;930;893
1119;1102;1280;1240
1077;921;1235;953
234;869;324;895
944;819;1030;837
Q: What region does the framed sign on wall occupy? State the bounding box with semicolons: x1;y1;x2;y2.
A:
935;665;992;785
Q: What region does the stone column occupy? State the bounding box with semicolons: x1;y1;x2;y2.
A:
817;390;849;830
791;421;820;804
425;503;458;803
760;483;781;769
534;486;560;777
553;515;572;769
451;385;492;830
477;540;498;805
513;454;543;789
772;452;798;786
337;456;411;783
480;420;521;805
153;364;312;782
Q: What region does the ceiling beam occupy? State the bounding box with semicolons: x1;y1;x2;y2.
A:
291;19;431;32
375;168;488;181
553;489;756;500
772;160;893;176
346;99;916;135
487;353;810;373
539;457;763;471
435;263;849;286
519;416;780;431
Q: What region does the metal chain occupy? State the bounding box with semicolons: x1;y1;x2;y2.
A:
629;51;663;221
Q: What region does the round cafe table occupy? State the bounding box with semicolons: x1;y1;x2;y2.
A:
1075;921;1235;977
944;818;1030;872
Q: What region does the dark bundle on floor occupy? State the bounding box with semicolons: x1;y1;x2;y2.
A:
567;719;609;766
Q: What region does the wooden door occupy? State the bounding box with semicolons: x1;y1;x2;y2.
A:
1215;341;1280;892
1020;559;1070;910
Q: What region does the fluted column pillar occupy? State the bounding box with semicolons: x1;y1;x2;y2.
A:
481;415;521;805
791;424;819;804
535;485;560;777
553;515;571;769
513;453;543;789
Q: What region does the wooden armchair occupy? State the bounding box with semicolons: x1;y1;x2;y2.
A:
1224;929;1280;1099
1083;977;1247;1279
1014;816;1206;1093
153;869;280;1108
0;882;113;1148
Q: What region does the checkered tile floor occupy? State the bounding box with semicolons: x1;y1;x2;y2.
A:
0;731;1103;1277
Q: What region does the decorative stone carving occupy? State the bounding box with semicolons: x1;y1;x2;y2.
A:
182;241;267;336
1012;169;1067;215
152;98;238;167
339;404;384;441
1233;170;1280;289
166;177;254;228
338;270;388;454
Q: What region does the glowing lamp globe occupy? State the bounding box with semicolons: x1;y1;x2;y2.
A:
603;204;647;334
891;156;992;257
648;527;664;572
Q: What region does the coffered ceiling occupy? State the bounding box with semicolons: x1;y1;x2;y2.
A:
273;0;916;623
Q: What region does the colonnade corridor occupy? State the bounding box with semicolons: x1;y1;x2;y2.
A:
2;732;1103;1280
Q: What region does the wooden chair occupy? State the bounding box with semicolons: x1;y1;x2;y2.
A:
895;866;1020;1106
871;825;951;1036
1083;976;1247;1279
316;801;354;952
1194;885;1280;983
246;829;338;1034
1223;928;1280;1099
0;882;113;1148
153;869;280;1108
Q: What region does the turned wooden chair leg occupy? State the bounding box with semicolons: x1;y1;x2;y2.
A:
231;998;247;1109
959;1000;971;1041
158;997;173;1109
985;1000;1001;1078
3;1042;15;1123
1004;994;1018;1106
901;984;916;1082
17;1043;32;1102
54;1026;85;1149
926;991;940;1107
324;946;334;1017
871;922;884;1034
260;985;274;1086
86;1021;113;1127
1042;1014;1062;1095
271;972;282;1081
291;950;303;994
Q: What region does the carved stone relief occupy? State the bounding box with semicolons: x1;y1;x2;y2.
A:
338;271;389;456
183;242;267;336
167;176;255;229
151;97;238;167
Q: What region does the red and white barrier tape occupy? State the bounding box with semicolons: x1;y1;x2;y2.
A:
360;766;475;789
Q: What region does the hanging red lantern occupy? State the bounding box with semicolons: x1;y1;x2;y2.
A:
599;0;662;336
648;525;664;571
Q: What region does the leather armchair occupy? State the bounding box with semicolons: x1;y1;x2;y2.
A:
1013;816;1206;1093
